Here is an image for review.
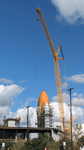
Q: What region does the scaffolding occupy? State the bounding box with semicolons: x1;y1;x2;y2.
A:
37;105;54;128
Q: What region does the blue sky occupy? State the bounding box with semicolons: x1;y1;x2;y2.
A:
0;0;84;127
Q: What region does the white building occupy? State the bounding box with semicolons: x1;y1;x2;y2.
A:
3;117;21;127
53;122;61;130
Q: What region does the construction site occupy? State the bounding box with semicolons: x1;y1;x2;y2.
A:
0;6;84;150
35;7;72;135
0;7;73;142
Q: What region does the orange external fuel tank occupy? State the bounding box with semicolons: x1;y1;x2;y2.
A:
38;90;49;107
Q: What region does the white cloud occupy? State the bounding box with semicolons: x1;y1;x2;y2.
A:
50;101;83;126
62;82;68;89
0;84;25;107
0;78;13;84
52;95;58;102
14;107;38;139
50;101;71;124
21;97;38;108
72;106;83;122
19;80;25;83
52;92;84;107
72;93;84;107
0;106;13;123
73;93;78;97
82;120;84;124
14;108;27;124
14;107;37;126
67;74;84;83
51;92;84;127
52;92;70;104
50;0;84;24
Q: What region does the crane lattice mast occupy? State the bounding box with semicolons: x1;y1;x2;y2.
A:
36;8;66;130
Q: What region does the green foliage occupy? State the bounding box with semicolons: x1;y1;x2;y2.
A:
31;134;47;150
0;138;13;150
0;131;83;150
22;133;59;150
46;142;60;150
58;136;80;150
59;137;71;150
78;136;84;148
21;139;34;150
5;139;13;150
21;134;48;150
0;142;2;150
11;139;25;150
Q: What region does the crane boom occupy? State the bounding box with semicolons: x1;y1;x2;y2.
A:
36;8;66;130
36;8;55;56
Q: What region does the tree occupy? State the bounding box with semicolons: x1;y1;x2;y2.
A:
21;133;47;150
58;135;80;150
73;124;83;142
78;136;84;148
72;124;83;149
46;142;60;150
31;134;47;150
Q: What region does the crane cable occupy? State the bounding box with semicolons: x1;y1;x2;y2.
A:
46;20;60;46
62;60;67;121
46;19;68;123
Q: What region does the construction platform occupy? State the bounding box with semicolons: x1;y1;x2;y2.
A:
0;127;63;141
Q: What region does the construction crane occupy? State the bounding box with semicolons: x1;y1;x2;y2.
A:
68;116;73;133
36;8;66;131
